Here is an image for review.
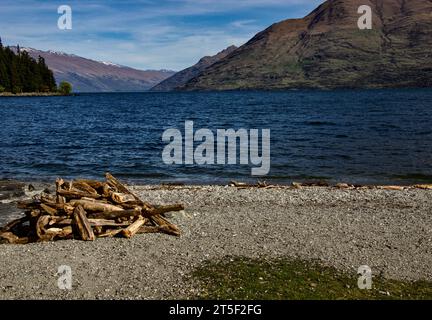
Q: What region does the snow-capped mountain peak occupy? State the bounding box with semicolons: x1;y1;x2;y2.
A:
100;61;121;67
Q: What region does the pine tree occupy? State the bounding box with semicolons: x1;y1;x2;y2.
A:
0;40;8;89
0;38;57;93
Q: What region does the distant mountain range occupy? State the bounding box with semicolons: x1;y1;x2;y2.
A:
150;45;237;91
180;0;432;90
7;0;431;92
10;47;175;92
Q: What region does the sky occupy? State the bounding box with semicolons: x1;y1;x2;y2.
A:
0;0;324;71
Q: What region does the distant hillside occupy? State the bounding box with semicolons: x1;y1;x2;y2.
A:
150;45;237;91
0;43;56;93
182;0;432;90
10;47;175;92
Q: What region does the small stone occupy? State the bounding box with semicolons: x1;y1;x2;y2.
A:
336;183;350;189
292;182;302;189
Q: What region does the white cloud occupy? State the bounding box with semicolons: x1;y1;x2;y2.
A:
0;0;324;70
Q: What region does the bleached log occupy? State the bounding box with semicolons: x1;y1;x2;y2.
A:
46;228;63;234
121;216;146;238
88;219;130;227
56;178;65;193
137;225;180;236
105;173;132;195
98;229;123;238
136;226;161;234
150;215;181;237
72;181;98;195
414;184;432;190
0;232;29;244
88;208;142;220
380;186;405;191
40;203;58;215
57;188;101;200
146;204;185;216
75;179;105;190
72;205;96;241
60;226;73;238
105;173;153;209
54;217;128;227
17;199;40;210
111;192;136;204
102;183;113;197
69;199;123;212
56;195;66;204
36;215;56;241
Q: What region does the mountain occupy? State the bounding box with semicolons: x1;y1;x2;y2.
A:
10;47;175;92
150;45;237;91
181;0;432;90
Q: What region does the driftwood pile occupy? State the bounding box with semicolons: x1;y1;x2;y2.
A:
0;173;184;244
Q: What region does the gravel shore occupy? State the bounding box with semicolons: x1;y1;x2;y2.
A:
0;185;431;299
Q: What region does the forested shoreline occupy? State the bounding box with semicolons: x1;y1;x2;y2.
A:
0;37;57;94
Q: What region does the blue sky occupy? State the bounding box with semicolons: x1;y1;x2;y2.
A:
0;0;324;71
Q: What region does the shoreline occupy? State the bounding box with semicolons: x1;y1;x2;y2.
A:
0;92;74;97
0;183;431;299
0;175;432;190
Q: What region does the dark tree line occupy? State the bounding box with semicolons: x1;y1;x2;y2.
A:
0;37;57;93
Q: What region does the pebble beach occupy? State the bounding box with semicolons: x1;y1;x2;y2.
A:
0;182;431;299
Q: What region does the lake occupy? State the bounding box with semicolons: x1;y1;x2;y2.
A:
0;89;431;185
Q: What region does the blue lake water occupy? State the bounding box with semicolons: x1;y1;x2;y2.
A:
0;89;431;185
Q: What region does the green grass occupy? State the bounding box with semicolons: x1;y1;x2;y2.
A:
191;257;432;300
